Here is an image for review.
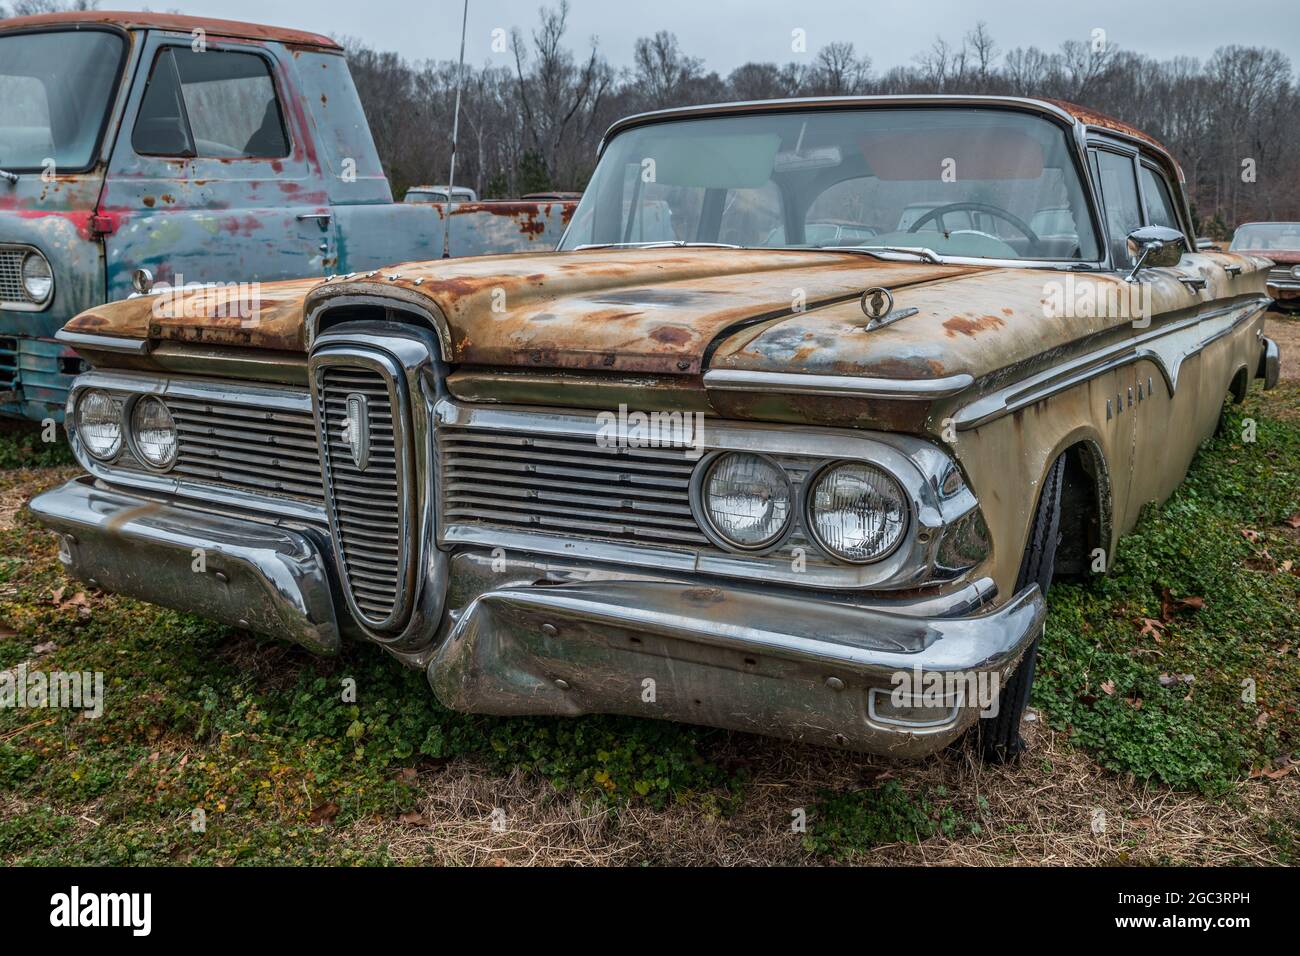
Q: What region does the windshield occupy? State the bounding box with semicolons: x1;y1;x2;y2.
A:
560;107;1101;261
0;29;125;173
1231;223;1300;252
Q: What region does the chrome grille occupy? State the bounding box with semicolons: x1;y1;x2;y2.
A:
316;362;411;629
440;426;711;548
166;397;324;503
0;247;26;305
1268;266;1298;282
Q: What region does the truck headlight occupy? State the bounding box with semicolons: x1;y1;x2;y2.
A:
699;452;793;550
74;389;123;461
807;462;908;562
1292;265;1300;280
130;396;178;469
21;251;53;305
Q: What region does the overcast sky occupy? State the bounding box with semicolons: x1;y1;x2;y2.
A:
162;0;1298;74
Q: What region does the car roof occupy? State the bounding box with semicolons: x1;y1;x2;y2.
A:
0;10;340;49
601;94;1179;174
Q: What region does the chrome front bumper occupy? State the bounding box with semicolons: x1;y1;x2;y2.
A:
32;478;1045;756
30;478;341;655
1260;336;1281;390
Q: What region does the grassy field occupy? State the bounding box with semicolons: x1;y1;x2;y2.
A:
1;318;1297;866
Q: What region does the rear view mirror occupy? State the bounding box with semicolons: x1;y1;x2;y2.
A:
1125;225;1186;281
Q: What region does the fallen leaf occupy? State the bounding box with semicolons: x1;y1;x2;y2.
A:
32;641;56;655
1100;680;1116;696
1139;618;1165;641
1285;514;1300;529
1133;816;1155;829
1241;528;1261;543
398;811;428;826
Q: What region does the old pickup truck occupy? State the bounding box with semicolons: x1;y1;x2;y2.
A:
0;11;572;422
33;95;1280;762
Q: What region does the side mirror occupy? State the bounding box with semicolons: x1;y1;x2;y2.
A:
1125;225;1186;281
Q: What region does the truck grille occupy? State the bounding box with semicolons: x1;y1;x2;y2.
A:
1268;266;1298;283
166;397;324;503
439;426;710;548
0;247;27;306
316;362;413;630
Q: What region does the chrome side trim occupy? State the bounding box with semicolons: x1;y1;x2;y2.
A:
703;368;974;400
955;296;1270;431
56;328;152;355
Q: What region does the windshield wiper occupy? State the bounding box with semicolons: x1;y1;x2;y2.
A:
0;169;18;185
572;240;742;251
824;245;945;264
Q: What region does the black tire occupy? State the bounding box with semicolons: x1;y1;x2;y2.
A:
977;453;1065;763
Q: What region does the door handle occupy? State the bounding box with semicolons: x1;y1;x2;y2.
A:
1224;264;1243;276
297;212;332;232
1178;275;1208;292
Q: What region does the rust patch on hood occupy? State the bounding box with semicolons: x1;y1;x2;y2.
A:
943;314;1007;337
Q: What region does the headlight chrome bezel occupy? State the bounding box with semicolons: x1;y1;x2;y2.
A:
73;388;125;462
20;250;54;306
691;451;796;554
690;451;917;566
803;460;911;564
127;394;179;471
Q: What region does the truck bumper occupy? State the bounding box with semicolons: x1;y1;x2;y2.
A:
32;478;1045;757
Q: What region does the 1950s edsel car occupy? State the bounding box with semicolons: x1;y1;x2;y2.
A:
32;96;1281;761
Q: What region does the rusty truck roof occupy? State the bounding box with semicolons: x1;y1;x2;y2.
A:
0;10;341;49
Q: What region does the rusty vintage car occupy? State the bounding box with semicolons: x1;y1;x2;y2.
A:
31;96;1281;761
1230;222;1300;310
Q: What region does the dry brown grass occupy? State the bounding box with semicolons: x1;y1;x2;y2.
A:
338;713;1297;866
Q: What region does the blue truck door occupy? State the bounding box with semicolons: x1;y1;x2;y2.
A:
99;30;333;302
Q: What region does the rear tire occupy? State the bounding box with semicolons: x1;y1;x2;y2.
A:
977;453;1065;763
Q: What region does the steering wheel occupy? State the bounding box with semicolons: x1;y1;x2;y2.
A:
907;201;1042;251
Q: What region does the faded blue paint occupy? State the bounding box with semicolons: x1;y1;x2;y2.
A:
0;25;572;422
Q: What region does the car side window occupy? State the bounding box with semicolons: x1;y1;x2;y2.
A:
1092;149;1143;266
132;47;289;159
1139;164;1180;231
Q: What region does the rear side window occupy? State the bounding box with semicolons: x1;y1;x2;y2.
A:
1139;165;1180;231
132;47;289;159
1093;149;1142;265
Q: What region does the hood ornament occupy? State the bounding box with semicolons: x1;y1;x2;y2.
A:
859;286;918;331
340;393;370;471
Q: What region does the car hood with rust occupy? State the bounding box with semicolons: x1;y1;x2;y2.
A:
63;247;1269;406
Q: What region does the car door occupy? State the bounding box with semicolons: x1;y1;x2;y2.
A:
100;31;333;304
1091;140;1239;518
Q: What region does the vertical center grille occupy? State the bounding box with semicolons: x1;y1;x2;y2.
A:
315;357;415;632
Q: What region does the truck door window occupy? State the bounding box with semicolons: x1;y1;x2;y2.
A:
1139;164;1180;232
1093;149;1142;266
132;47;289;159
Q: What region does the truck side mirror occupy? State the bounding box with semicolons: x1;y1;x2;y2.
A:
1125;225;1186;281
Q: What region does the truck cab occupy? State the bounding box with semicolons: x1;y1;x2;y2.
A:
0;11;572;422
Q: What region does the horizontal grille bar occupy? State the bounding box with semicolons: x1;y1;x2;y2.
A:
439;425;710;549
165;395;324;505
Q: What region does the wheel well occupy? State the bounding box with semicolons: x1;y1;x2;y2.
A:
1229;365;1250;404
1051;442;1105;580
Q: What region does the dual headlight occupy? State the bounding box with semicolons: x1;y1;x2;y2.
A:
697;452;909;563
74;389;178;469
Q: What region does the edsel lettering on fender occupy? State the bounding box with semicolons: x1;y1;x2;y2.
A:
33;95;1279;761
